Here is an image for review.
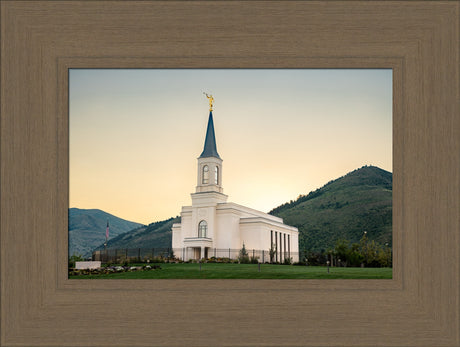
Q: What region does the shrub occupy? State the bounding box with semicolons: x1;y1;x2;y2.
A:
283;257;293;265
250;256;259;264
145;256;167;263
238;243;250;264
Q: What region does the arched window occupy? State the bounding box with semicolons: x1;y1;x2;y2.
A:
202;165;209;184
198;220;207;238
215;166;219;185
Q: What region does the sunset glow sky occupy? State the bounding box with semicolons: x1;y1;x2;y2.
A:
69;69;392;225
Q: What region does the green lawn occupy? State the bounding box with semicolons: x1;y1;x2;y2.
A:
69;263;392;279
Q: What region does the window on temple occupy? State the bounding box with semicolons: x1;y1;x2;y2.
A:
198;220;208;238
215;166;219;185
202;165;209;184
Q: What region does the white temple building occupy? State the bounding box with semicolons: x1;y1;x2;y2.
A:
171;96;299;262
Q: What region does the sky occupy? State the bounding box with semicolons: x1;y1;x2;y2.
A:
69;69;392;225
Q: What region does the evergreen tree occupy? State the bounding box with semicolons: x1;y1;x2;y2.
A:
238;243;250;264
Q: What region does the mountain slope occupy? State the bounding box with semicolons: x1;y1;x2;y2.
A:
270;165;392;252
82;165;392;256
93;217;179;251
69;208;143;257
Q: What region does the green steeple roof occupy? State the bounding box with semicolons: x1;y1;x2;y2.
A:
199;111;221;159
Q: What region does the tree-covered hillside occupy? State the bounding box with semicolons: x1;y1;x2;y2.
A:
270;165;392;252
72;166;392;258
93;216;180;251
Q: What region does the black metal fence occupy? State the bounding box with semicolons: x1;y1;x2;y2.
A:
93;248;176;263
92;247;303;264
91;248;390;267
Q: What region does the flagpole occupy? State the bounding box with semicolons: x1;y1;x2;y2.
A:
105;220;109;262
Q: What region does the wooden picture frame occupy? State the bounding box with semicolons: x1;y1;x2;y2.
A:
1;1;458;346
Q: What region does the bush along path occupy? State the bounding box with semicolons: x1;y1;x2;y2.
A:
69;264;161;276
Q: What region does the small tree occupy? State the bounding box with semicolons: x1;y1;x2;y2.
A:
377;245;392;267
305;250;322;266
365;240;380;267
250;255;259;264
348;243;364;267
238;243;250;264
360;232;369;266
334;239;349;266
283;257;292;265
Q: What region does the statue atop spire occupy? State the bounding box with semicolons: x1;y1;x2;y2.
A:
203;92;214;112
199;93;221;160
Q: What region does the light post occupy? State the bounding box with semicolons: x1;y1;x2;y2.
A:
363;231;368;267
326;260;330;273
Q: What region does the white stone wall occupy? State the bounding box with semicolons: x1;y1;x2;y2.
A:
239;217;299;262
180;210;193;239
75;261;101;270
171;224;182;249
291;232;299;262
239;222;269;251
215;210;241;249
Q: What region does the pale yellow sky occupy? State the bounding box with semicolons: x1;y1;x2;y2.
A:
69;69;392;224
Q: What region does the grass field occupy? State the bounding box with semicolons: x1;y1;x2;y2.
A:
69;263;392;279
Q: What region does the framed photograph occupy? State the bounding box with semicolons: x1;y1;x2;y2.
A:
68;68;393;279
1;1;458;346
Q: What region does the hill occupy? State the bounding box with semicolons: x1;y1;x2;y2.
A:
269;165;392;252
80;165;392;257
69;208;143;258
93;216;179;251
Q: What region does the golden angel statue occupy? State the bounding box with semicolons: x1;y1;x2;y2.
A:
203;92;214;111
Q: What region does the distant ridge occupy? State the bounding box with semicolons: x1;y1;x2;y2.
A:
270;165;392;252
70;165;392;257
93;216;179;251
68;208;143;258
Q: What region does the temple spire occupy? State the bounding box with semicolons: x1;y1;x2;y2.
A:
199;111;221;159
199;93;220;159
195;94;224;194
